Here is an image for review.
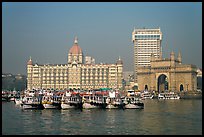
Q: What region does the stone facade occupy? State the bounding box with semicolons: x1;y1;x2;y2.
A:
137;51;197;92
27;37;123;90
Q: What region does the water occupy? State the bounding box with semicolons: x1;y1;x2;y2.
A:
2;99;202;135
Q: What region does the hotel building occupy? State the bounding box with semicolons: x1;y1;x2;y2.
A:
27;37;123;90
132;28;162;83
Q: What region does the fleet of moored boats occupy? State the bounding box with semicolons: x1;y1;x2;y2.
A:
2;89;181;110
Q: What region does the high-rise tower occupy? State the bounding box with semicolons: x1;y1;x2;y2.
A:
132;27;162;83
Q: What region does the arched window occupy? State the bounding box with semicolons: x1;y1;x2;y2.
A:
145;85;148;90
180;84;184;92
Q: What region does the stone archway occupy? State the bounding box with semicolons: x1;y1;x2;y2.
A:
157;74;168;92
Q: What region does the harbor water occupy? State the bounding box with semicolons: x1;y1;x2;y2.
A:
2;99;202;135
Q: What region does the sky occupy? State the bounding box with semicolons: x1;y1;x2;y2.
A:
2;2;202;75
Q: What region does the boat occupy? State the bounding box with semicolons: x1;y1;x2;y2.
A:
140;91;154;100
42;91;62;109
81;92;102;109
105;90;123;109
158;92;180;99
2;91;10;101
21;96;43;109
122;96;144;109
61;91;80;109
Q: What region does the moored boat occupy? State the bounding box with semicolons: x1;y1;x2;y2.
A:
81;92;102;109
21;96;43;109
122;96;144;109
42;91;62;109
158;92;180;99
140;91;154;100
61;91;80;109
104;90;123;109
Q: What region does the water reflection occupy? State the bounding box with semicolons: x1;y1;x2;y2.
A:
2;99;202;135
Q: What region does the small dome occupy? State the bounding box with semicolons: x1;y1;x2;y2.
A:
69;37;82;54
27;57;33;65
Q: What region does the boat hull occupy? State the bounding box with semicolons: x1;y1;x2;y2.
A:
82;102;100;109
124;103;144;109
106;104;120;109
61;103;76;109
22;103;42;109
43;103;60;109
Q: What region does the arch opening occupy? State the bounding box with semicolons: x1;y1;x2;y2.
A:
157;74;168;92
180;84;184;92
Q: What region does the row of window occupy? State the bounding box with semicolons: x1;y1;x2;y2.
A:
135;35;161;39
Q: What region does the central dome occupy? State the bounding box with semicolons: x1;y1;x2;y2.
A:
69;37;82;54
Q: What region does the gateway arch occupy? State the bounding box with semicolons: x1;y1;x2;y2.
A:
137;52;197;92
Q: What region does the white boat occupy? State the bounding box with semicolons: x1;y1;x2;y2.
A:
123;96;144;109
140;91;154;100
21;96;42;109
61;91;82;109
42;94;61;109
82;93;101;109
105;97;122;109
158;92;180;99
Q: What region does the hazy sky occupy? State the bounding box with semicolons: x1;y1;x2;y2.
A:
2;2;202;75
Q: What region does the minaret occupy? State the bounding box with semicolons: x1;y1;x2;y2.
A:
177;51;182;64
170;51;175;66
170;51;175;60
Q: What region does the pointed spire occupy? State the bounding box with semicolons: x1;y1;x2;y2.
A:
178;51;181;58
177;51;182;64
74;36;78;44
27;56;33;65
170;50;175;60
118;56;121;60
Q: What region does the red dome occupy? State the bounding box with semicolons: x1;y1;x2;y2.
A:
69;43;82;54
69;37;82;54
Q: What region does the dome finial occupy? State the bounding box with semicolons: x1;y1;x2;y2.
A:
74;36;78;44
29;56;32;61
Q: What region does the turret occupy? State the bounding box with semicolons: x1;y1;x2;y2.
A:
177;51;182;64
170;51;175;61
170;51;175;66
